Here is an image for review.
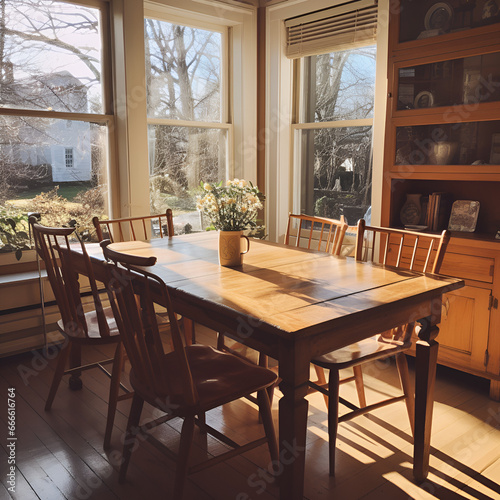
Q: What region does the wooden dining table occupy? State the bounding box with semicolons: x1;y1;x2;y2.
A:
101;231;463;500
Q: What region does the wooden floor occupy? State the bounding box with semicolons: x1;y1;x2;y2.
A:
1;325;500;500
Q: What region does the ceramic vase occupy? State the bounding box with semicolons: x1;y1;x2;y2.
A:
400;193;422;226
218;230;250;267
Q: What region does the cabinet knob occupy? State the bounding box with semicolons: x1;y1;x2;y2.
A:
388;92;392;98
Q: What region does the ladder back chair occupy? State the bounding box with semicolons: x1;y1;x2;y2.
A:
310;218;451;475
97;241;278;499
217;213;349;406
284;212;348;255
29;218;130;449
92;209;174;243
93;208;194;344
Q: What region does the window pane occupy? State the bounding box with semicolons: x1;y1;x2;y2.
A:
148;125;227;232
298;126;372;225
303;46;376;123
145;19;222;122
0;0;104;113
0;116;108;252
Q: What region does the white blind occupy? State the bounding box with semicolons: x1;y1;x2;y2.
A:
285;0;378;59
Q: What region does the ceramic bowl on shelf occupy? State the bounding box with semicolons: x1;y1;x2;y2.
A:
428;141;459;165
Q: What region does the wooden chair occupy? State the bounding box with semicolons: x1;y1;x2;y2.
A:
92;209;174;243
284;212;348;255
217;213;349;404
97;241;278;499
309;218;451;475
93;209;194;344
29;218;130;449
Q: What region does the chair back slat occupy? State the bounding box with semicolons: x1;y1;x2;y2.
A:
285;213;348;256
92;209;174;243
59;245;112;337
98;242;197;407
395;233;404;267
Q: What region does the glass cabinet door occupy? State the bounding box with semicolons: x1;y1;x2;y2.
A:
395;120;500;165
397;52;500;110
398;0;500;44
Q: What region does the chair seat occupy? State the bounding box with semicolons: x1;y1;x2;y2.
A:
57;307;120;342
130;344;278;414
312;335;412;370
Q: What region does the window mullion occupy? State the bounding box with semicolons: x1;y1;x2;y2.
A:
293;118;374;130
147;118;231;130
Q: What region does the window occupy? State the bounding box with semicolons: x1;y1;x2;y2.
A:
144;17;229;233
0;0;113;257
65;148;74;168
293;45;376;225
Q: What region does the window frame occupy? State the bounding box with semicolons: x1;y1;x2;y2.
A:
265;0;389;242
65;148;74;169
291;45;377;217
0;0;115;269
143;14;233;183
143;0;258;188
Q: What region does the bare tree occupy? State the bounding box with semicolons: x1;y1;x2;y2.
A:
0;0;102;203
308;47;375;208
145;19;222;193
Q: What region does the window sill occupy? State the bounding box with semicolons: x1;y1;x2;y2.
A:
0;249;39;276
0;269;46;287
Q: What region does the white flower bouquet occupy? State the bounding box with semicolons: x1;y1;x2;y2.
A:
196;179;263;232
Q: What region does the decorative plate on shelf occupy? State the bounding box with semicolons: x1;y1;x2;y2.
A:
482;0;499;20
424;2;453;31
448;200;480;232
414;90;434;109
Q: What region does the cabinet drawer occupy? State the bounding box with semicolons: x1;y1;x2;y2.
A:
440;252;494;283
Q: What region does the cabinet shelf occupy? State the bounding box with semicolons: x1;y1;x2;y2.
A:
389;166;500;180
391;97;500;123
391;23;500;59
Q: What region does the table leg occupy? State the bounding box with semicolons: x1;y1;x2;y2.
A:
414;314;440;482
278;347;309;500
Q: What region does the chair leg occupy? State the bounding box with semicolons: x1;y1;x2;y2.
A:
119;393;144;483
395;353;415;437
104;342;125;449
182;317;195;346
313;364;329;408
257;353;277;410
216;331;225;351
257;389;279;463
45;340;71;411
352;365;367;408
174;416;195;500
327;369;340;477
68;342;83;390
197;412;207;434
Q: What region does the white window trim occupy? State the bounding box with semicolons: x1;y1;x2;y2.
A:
265;0;390;243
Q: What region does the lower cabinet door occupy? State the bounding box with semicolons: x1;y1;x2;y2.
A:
436;286;491;373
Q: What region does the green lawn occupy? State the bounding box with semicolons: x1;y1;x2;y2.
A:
14;183;92;202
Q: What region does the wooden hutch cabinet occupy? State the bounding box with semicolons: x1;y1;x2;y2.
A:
383;0;500;399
